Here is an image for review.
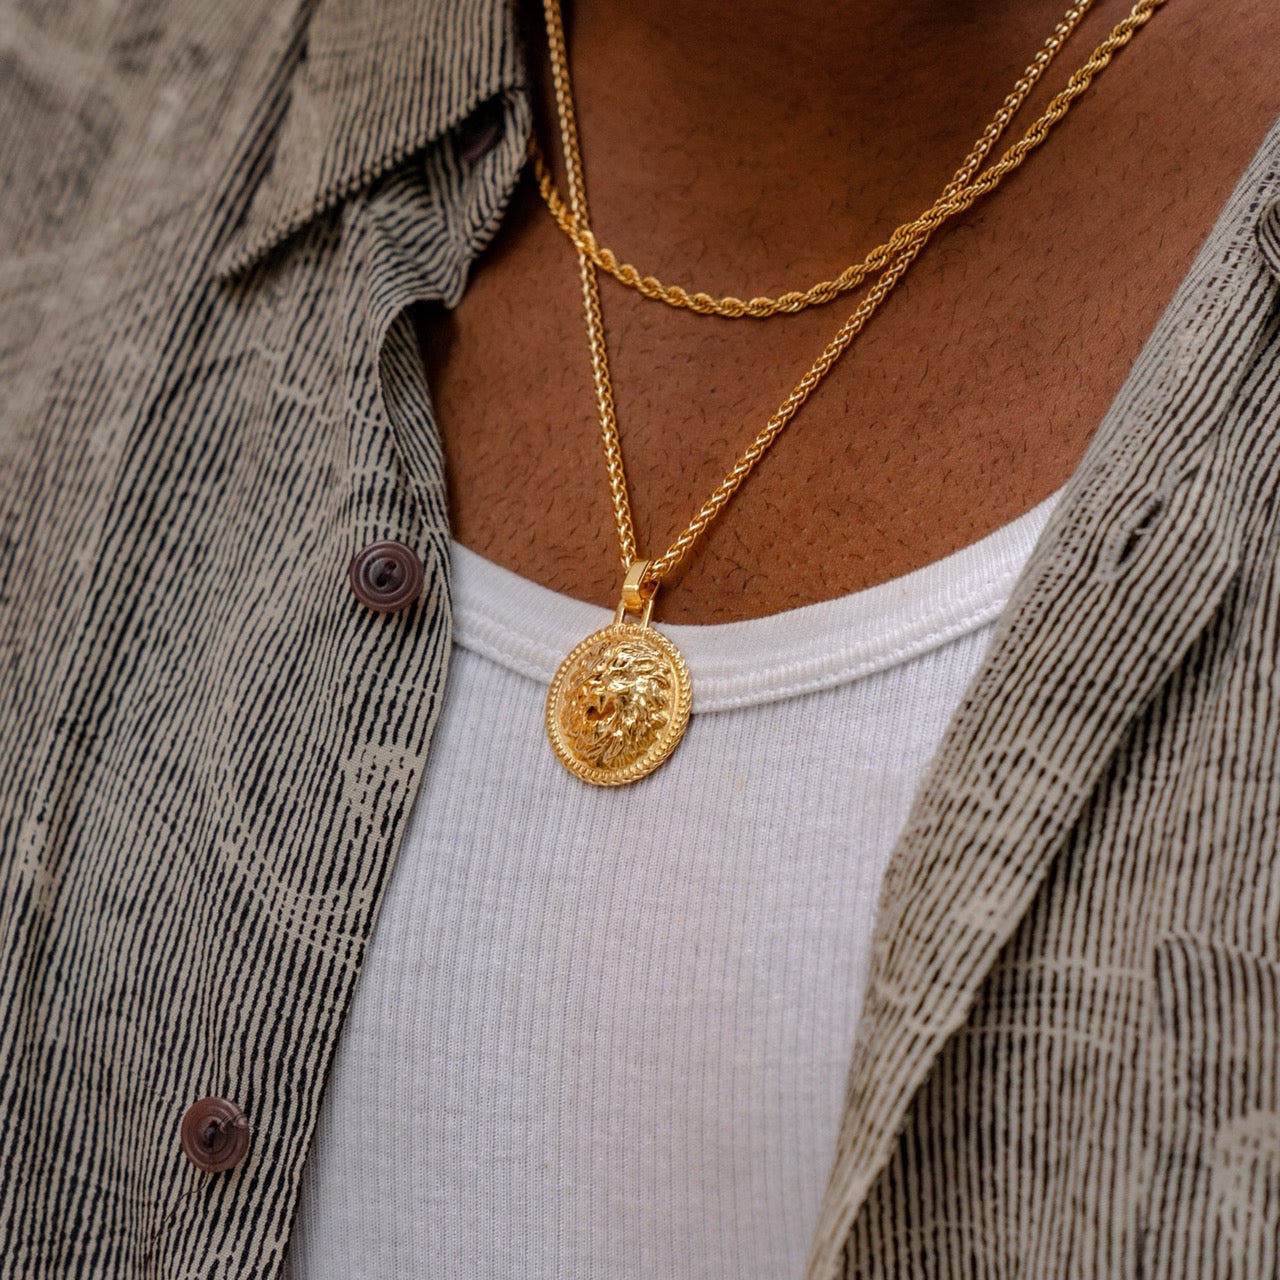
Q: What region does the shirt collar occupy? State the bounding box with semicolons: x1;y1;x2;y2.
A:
218;0;524;277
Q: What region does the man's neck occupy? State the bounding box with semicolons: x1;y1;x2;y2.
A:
565;0;1039;106
428;0;1277;619
527;0;1113;291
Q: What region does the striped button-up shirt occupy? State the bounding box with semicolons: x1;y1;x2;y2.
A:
2;1;1279;1276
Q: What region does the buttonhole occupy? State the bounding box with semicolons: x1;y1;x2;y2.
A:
457;97;505;165
1098;492;1167;578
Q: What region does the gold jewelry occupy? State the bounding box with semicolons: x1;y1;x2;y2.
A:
546;559;693;785
529;0;1099;320
543;0;1168;785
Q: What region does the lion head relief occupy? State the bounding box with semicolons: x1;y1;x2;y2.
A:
559;635;675;770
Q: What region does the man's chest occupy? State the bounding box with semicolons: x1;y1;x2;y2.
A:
416;1;1278;625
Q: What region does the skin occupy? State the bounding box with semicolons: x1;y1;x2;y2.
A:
416;0;1278;623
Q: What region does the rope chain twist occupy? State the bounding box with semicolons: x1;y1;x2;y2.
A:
534;0;1098;320
540;0;1169;588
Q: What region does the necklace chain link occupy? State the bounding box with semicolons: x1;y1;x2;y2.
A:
539;0;1168;590
534;0;1098;320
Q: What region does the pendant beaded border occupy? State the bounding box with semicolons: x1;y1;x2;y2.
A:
545;621;693;786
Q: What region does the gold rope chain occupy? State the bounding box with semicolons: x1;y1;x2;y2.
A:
541;0;1168;589
533;0;1098;319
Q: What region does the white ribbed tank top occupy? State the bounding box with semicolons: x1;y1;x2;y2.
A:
286;491;1059;1280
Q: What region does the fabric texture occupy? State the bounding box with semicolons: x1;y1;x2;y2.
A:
286;499;1056;1280
0;1;1278;1277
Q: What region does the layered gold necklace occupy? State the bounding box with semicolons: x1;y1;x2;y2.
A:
541;0;1168;786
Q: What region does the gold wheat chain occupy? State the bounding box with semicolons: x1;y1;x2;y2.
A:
542;0;1168;590
543;0;1168;787
535;0;1168;322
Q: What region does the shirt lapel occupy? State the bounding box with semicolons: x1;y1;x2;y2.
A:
216;0;523;278
806;129;1280;1278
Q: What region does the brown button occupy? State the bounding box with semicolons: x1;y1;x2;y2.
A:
349;540;423;613
180;1096;250;1173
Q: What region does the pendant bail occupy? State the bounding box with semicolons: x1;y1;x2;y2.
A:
621;559;654;610
615;559;656;626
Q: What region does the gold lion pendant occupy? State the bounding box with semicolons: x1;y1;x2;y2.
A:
546;619;691;785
